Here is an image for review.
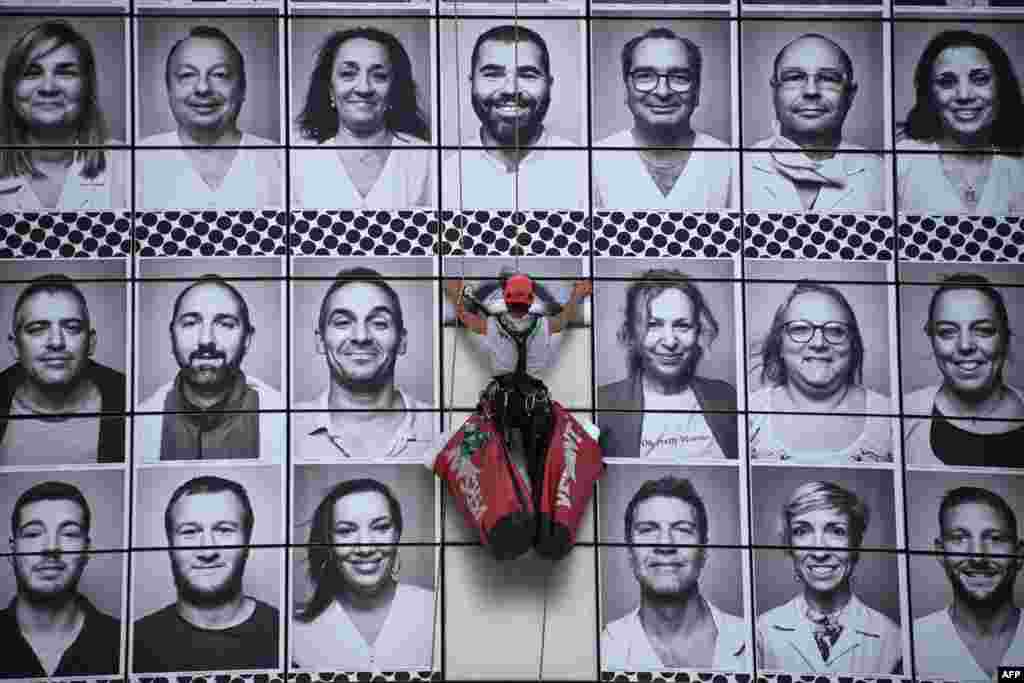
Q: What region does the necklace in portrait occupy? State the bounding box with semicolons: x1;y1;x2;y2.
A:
939;152;993;208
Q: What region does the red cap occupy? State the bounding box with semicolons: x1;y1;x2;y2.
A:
503;274;535;307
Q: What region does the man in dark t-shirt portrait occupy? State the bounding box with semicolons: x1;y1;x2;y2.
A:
1;481;121;678
132;475;279;673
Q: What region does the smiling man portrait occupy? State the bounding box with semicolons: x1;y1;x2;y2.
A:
137;25;282;210
593;27;734;210
602;476;748;671
913;486;1024;682
441;23;587;210
292;267;435;461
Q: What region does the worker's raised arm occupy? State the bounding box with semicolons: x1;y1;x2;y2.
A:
444;279;488;335
549;279;593;334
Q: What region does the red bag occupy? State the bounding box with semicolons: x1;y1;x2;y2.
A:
434;412;536;561
534;403;605;560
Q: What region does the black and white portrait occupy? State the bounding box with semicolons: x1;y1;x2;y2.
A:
589;20;735;211
593;258;739;461
437;0;586;11
135;17;283;211
289;17;435;210
290;257;437;462
745;0;881;5
131;466;282;673
741;22;887;213
906;474;1024;682
750;465;899;549
134;257;285;464
441;256;590;410
438;19;588;210
895;0;1024;10
0;17;128;212
752;472;903;675
0;468;125;552
0;260;128;467
0;477;124;678
894;23;1024;216
899;263;1024;468
291;463;436;670
599;465;748;672
745;260;895;464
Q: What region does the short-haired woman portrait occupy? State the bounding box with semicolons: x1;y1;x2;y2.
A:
897;29;1024;215
748;280;893;463
756;481;903;675
291;25;433;210
902;272;1024;467
0;20;126;211
291;477;435;670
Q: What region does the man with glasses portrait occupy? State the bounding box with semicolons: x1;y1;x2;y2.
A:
744;34;885;212
593;28;734;210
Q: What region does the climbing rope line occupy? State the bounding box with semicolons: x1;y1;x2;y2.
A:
442;1;550;679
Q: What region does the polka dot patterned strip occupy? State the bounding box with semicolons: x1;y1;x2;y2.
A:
0;212;131;258
135;211;289;257
292;210;438;256
593;212;741;258
743;213;895;261
899;215;1024;263
441;211;590;257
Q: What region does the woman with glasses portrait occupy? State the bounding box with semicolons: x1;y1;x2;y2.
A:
897;30;1024;215
904;274;1024;467
749;282;892;463
756;481;902;675
291;478;434;670
292;27;432;210
0;21;125;211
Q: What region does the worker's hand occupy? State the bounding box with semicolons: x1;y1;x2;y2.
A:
572;280;593;300
444;279;465;299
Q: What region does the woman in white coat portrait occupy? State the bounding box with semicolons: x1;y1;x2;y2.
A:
292;27;432;210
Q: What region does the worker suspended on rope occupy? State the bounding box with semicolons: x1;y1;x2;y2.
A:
434;273;604;561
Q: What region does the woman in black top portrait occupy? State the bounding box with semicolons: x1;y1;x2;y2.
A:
904;273;1024;466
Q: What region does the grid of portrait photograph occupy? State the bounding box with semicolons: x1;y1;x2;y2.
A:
0;0;1022;680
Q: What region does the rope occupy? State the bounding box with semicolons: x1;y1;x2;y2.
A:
538;556;552;680
445;2;546;678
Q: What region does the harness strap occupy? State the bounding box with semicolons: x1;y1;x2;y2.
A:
496;314;539;377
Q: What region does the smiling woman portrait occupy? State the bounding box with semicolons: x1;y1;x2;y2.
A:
748;281;892;463
291;478;434;671
756;481;903;675
0;21;126;211
903;274;1024;467
897;30;1024;215
291;27;432;209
